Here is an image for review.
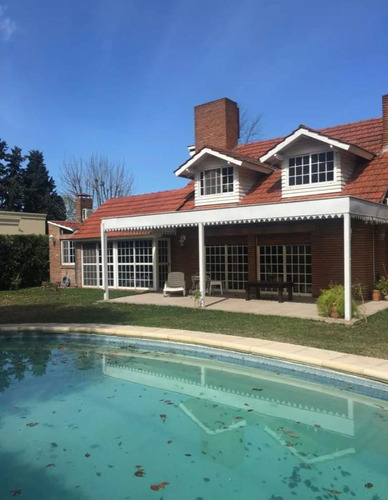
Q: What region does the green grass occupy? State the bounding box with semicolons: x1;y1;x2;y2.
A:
1;287;388;359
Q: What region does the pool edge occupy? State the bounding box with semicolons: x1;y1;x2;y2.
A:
1;322;388;384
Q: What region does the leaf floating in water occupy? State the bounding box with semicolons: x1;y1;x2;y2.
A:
247;409;254;413
10;490;23;496
167;440;172;444
314;424;321;428
365;483;373;489
159;482;169;489
326;489;342;495
26;422;39;427
134;465;146;477
50;442;58;448
160;414;167;423
234;416;243;420
185;454;192;457
252;388;263;392
45;463;55;468
203;477;210;482
286;442;295;447
107;395;115;399
12;406;19;411
150;484;160;491
281;429;299;439
85;453;91;458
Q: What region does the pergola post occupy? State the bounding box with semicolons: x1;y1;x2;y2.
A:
198;222;206;308
101;222;109;301
343;213;352;320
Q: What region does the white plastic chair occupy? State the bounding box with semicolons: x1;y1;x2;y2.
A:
163;272;186;297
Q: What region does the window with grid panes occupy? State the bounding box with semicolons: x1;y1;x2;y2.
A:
200;166;234;195
288;151;334;186
206;245;247;291
259;245;311;294
61;240;75;265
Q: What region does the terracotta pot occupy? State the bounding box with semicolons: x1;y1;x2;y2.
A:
372;289;381;301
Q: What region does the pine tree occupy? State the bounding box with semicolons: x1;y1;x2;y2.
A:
0;139;8;208
2;146;25;211
24;150;66;220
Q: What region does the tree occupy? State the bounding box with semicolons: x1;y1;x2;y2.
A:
2;146;25;211
62;194;76;221
61;154;135;207
24;150;66;220
239;108;263;144
0;139;8;208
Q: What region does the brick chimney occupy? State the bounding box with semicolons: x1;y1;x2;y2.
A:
383;94;388;152
75;193;93;223
194;98;239;152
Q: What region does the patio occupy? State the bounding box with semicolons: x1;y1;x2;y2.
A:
107;292;388;322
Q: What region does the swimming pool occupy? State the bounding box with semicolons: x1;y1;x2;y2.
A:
1;334;388;499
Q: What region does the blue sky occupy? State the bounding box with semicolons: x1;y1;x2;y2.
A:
1;0;388;196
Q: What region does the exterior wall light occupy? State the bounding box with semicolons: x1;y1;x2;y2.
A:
179;235;186;247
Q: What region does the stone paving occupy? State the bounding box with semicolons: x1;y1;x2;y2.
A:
108;291;388;323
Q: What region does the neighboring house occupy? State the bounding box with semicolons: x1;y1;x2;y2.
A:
0;211;46;235
49;94;388;319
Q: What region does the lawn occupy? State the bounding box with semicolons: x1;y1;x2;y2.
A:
1;287;388;359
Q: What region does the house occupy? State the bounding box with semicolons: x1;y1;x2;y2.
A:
0;211;46;235
48;94;388;319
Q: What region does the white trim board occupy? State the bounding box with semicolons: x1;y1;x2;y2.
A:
101;197;388;232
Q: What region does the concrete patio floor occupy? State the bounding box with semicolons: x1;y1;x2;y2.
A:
108;292;388;322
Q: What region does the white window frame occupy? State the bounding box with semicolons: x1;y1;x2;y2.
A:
61;240;75;265
200;166;234;196
257;244;312;295
288;151;335;187
81;238;170;290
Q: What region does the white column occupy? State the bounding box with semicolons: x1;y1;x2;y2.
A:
198;222;206;308
101;222;109;301
344;213;351;320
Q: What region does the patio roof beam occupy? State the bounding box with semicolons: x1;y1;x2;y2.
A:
100;197;388;233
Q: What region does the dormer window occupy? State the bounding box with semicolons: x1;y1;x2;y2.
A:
200;166;234;195
288;151;334;186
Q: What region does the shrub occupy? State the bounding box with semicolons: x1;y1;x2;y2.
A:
0;234;49;290
375;276;388;297
316;284;359;319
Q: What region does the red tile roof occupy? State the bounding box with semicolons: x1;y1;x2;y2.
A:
72;183;194;239
65;116;387;239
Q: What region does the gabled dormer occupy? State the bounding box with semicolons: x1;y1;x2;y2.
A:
260;126;375;198
175;147;273;206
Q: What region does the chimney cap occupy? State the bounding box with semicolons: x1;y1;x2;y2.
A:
76;193;92;198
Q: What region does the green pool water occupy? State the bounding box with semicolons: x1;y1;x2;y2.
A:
1;336;388;499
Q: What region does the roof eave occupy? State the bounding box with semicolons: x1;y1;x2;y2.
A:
260;128;375;164
175;147;272;178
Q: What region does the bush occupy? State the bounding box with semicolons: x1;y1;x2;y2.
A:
316;284;359;319
0;234;49;290
375;276;388;297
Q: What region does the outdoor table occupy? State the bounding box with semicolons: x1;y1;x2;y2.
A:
245;280;293;303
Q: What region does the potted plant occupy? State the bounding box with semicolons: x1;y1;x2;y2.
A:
374;276;388;300
316;284;359;319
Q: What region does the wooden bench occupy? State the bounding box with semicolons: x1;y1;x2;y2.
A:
245;280;293;303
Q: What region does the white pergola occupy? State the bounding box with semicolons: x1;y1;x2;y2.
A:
100;196;388;320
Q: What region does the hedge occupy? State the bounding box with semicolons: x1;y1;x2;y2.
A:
0;234;49;290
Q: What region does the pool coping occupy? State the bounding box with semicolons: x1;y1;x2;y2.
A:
1;323;388;384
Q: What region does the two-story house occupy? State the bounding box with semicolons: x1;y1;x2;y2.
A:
49;94;388;319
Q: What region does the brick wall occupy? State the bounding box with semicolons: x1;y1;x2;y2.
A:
48;227;78;286
194;98;239;152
